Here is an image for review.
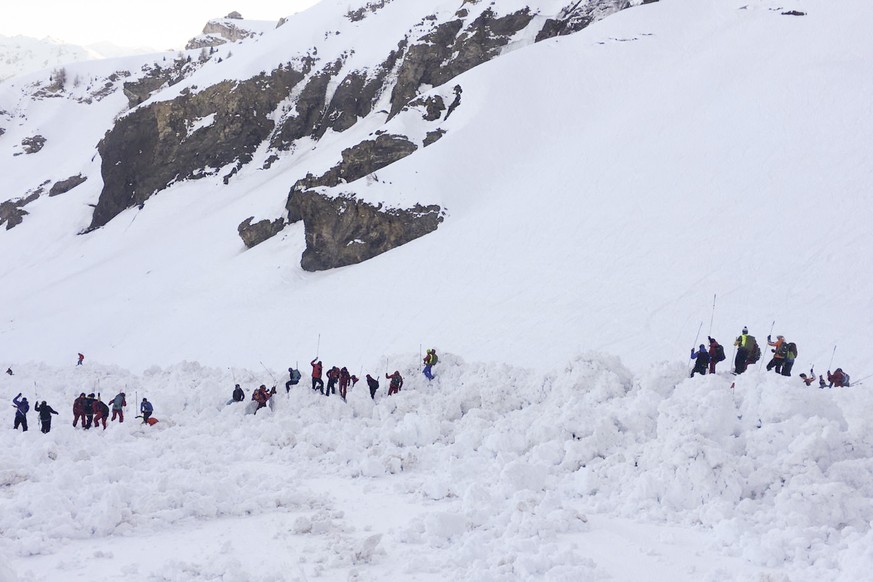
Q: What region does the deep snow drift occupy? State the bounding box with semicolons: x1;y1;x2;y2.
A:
1;357;871;581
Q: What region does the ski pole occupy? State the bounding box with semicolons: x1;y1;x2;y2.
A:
828;345;837;370
759;320;775;370
689;321;702;375
708;294;716;336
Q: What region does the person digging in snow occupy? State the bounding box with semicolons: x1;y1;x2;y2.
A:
12;393;29;432
73;392;88;427
310;358;324;393
366;374;379;400
232;384;245;402
93;396;109;430
110;392;126;423
140;398;153;424
386;371;403;396
690;344;710;378
35;400;59;434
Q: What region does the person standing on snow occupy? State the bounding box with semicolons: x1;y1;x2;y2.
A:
733;327;751;374
765;335;787;373
77;353;84;366
707;337;724;374
110;392;126;423
386;371;403;396
73;393;88;428
325;366;340;397
140;398;153;424
35;401;59;434
423;349;438;380
366;374;379;400
781;342;797;377
690;344;710;378
339;367;351;401
310;358;324;393
84;393;96;429
12;393;29;431
93;396;109;429
232;384;245;402
5;368;12;376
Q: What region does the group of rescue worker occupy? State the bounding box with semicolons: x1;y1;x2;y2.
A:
689;327;852;387
10;390;154;433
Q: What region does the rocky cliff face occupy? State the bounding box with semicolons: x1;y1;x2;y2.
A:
288;190;443;271
83;0;644;269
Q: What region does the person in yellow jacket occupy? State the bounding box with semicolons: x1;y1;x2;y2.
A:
733;327;750;374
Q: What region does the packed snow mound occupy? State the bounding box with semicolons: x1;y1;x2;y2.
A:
1;356;871;579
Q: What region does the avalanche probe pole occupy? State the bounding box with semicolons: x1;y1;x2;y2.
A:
260;361;277;384
316;334;321;359
828;345;837;370
708;294;717;336
689;321;703;374
759;320;775;371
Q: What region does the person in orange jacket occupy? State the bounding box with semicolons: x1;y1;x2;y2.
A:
765;335;786;373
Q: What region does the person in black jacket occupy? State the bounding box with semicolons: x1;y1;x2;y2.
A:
366;374;379;400
232;384;245;402
12;394;29;431
35;401;59;433
83;393;95;429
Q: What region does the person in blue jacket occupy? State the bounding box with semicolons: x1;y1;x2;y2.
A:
12;393;29;431
690;344;710;378
140;398;154;424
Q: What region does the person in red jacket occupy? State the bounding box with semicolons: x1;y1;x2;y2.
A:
386;371;403;396
77;353;84;366
707;337;721;374
93;396;109;430
827;368;850;387
310;358;324;393
72;393;88;427
339;367;351;401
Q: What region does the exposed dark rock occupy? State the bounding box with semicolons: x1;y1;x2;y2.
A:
0;127;5;137
413;95;446;121
89;66;306;231
286;134;418;221
423;129;446;147
123;67;174;107
288;190;442;271
536;0;633;42
346;0;392;22
444;85;462;119
781;10;806;16
270;60;341;150
0;192;39;230
238;216;285;248
49;174;87;197
389;8;533;118
21;135;46;154
226;11;243;19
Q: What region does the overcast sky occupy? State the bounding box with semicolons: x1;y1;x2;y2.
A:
0;0;321;50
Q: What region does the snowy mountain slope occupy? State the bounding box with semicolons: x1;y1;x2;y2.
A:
0;34;154;82
1;0;868;380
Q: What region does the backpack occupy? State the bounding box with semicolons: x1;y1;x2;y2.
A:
431;352;438;365
714;344;726;362
786;342;797;359
748;343;762;364
289;369;301;384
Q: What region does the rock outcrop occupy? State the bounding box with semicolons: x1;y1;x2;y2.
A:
20;135;46;154
89;65;307;231
49;174;87;197
286;134;419;222
0;192;39;230
238;217;285;248
288;190;442;271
